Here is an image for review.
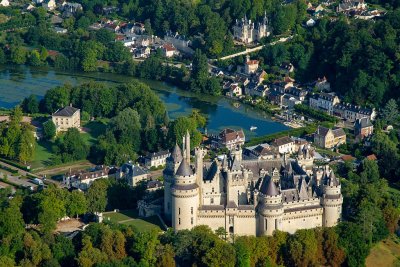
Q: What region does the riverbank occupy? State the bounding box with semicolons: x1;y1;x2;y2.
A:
0;65;289;138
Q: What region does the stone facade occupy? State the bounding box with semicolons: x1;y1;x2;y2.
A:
233;15;271;44
164;133;343;236
314;126;346;149
52;105;80;133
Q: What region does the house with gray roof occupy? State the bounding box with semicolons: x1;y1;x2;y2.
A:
52;105;80;133
314;126;346;149
118;162;148;187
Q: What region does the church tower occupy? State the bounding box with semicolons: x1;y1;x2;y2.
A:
321;169;343;227
258;177;284;236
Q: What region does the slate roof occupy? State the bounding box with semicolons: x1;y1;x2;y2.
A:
176;159;193;176
53;106;79;117
272;136;293;147
260;176;280;196
170;143;183;163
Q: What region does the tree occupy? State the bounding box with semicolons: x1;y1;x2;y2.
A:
10;46;27;64
42;85;71;113
86;179;109;213
0;48;6;64
43;120;56;140
108;108;141;152
28;50;42;66
95;29;115;45
67;190;87;218
21;95;39;114
382;99;399;124
55;128;89;162
18;126;35;164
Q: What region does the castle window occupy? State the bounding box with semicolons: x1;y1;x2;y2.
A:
179;218;181;225
212;187;214;193
179;208;180;215
191;217;194;225
211;198;214;204
191;207;193;214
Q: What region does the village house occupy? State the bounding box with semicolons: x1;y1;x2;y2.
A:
314;76;331;91
164;31;194;55
247;84;269;97
280;62;295;74
309;92;340;115
161;43;177;58
226;83;243;97
267;90;284;106
271;76;295;93
233;14;271;44
354;117;373;139
60;2;83;14
211;128;245;150
64;166;115;191
52;105;80;133
42;0;56;11
244;55;259;75
118;162;148;187
271;136;296;154
122;22;146;35
333;103;376;122
0;0;10;7
282;95;302;109
314;126;346;149
146;180;164;192
244;143;279;160
144;150;170;168
251;70;267;85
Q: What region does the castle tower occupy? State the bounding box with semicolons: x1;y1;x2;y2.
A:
322;169;343;227
195;147;205;206
258;177;284;236
164;143;183;217
185;130;191;163
171;158;199;231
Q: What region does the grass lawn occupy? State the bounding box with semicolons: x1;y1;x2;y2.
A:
81;121;107;145
103;209;163;232
31;140;54;170
366;235;400;267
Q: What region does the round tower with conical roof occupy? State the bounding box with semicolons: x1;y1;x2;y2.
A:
171;158;199;231
322;168;343;227
258;177;284;236
164;143;183;217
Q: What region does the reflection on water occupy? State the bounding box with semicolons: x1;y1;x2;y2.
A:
0;65;289;138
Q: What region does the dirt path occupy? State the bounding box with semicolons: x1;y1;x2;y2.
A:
35;161;94;177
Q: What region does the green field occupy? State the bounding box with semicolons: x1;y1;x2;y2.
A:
30;120;107;170
81;121;107;145
103;210;164;232
31;140;54;170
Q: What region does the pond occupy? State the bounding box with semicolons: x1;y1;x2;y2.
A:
0;65;289;139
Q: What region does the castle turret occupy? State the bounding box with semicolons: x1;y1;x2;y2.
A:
258;177;284;236
195;147;205;206
185;130;190;163
171;158;199;231
322;169;343;227
164;143;183;217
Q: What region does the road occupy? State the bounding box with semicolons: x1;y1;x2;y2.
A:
212;36;294;61
0;159;63;187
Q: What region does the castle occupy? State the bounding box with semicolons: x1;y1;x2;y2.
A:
233;14;271;44
163;131;343;236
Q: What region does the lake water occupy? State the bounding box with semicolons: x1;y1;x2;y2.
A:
0;65;288;138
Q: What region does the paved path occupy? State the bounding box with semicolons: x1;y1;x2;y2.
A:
213;36;293;61
0;159;62;187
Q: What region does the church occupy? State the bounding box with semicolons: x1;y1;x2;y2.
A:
163;132;343;236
